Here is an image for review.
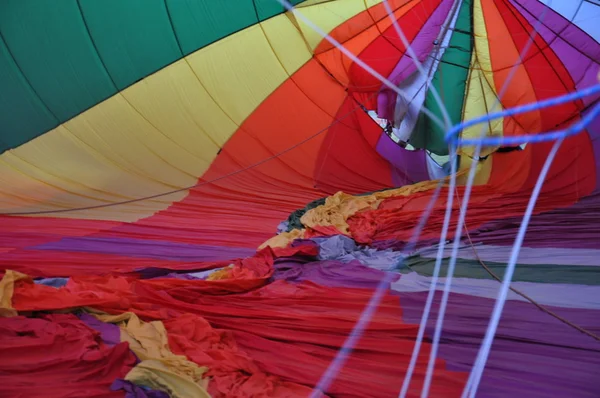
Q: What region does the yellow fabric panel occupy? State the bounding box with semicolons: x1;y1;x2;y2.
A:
260;15;313;75
0;14;314;221
65;96;201;187
472;0;496;92
121;59;235;150
0;270;30;317
0;118;190;221
259;228;306;250
297;0;342;6
291;0;378;51
460;52;503;160
458;154;493;187
0;124;186;220
186;24;292;126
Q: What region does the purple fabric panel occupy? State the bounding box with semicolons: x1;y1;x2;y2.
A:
162;272;201;280
371;237;440;252
377;0;453;119
468;192;600;249
272;259;399;289
510;0;600;191
111;379;169;398
585;106;600;193
376;133;430;186
31;237;254;261
377;90;396;120
79;313;121;347
399;290;600;397
512;0;600;94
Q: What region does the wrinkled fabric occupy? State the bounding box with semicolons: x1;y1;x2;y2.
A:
393;272;600;310
273;259;399;289
135;261;231;280
404;254;600;285
111;379;169;398
276;221;289;234
9;273;467;398
160;268;225;280
0;314;137;397
164;313;315;398
80;313;122;347
34;277;69;288
0;270;29;317
285;197;327;232
92;312;210;398
311;235;405;270
299;172;468;236
125;359;210;398
417;243;600;266
260;228;305;250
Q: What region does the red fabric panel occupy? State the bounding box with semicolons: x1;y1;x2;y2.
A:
0;216;118;251
0;249;222;278
0;314;136;398
348;0;438;92
314;96;393;193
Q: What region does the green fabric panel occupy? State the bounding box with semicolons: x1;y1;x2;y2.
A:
167;0;306;56
166;0;258;55
0;0;309;154
0;36;58;152
78;0;182;90
404;256;600;286
0;0;116;123
254;0;304;20
410;0;473;156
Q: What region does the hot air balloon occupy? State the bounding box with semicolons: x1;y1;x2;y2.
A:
0;0;598;397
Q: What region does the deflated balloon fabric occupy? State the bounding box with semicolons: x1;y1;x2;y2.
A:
0;314;137;397
393;272;600;310
398;291;600;397
285;197;327;232
80;312;122;347
110;379;169;398
273;258;399;289
272;244;600;397
34;277;69;288
0;270;29;317
309;235;406;270
91;311;210;398
261;171;468;249
404;254;600;285
5;258;468;397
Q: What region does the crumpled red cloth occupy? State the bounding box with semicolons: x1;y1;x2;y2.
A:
8;244;467;397
0;313;137;398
